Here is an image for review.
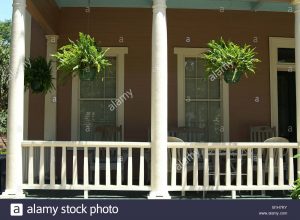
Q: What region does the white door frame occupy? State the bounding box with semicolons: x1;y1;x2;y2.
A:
269;37;295;134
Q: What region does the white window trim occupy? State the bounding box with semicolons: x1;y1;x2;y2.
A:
174;48;230;142
71;47;128;141
269;37;295;134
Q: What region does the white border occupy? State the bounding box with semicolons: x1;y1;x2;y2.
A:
174;48;230;142
269;37;295;134
71;47;128;141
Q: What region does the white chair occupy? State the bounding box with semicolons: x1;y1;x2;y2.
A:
250;126;276;142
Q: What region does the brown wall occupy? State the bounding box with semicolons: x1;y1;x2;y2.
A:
29;8;294;142
28;17;46;140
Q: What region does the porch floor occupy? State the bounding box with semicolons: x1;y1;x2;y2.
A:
23;190;292;200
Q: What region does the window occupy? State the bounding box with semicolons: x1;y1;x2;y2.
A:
71;47;128;141
185;57;222;141
80;58;116;141
175;48;229;142
278;48;295;63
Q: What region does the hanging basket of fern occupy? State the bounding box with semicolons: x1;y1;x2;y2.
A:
53;32;111;81
203;38;261;84
24;57;54;93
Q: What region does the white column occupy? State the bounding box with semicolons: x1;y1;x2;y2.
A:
24;11;31;140
1;0;26;198
294;0;300;178
148;0;170;199
44;35;59;141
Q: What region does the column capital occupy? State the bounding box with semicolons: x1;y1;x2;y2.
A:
153;0;167;10
46;35;59;44
293;0;300;5
13;0;26;8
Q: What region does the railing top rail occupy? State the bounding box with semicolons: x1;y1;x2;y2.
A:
21;141;300;149
22;141;151;148
168;142;299;149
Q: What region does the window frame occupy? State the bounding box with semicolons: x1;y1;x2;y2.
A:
174;48;229;142
71;47;128;141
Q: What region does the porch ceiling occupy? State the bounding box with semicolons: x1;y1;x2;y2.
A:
54;0;293;12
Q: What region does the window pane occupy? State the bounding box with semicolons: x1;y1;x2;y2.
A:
185;79;197;99
185;58;196;78
196;58;206;78
209;102;221;142
185;101;197;127
196;78;208;99
105;77;116;98
209;78;220;99
80;78;104;98
197;101;208;133
106;57;116;76
278;48;295;63
80;100;116;141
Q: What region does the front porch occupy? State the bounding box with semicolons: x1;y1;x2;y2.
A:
2;0;300;199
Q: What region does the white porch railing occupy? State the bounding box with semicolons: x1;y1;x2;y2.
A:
22;141;151;197
167;142;299;194
21;141;299;198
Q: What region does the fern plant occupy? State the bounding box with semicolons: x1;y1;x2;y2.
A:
291;153;300;199
203;38;260;83
24;57;54;93
53;33;110;81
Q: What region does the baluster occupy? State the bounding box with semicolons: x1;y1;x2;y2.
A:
106;147;111;185
247;148;253;186
50;146;55;186
204;148;209;187
257;148;263;186
226;148;231;186
61;146;67;186
117;147;122;186
171;147;177;186
289;148;294;185
28;146;34;185
215;148;220;186
39;147;45;185
72;147;78;185
128;148;133;186
278;148;284;186
95;147;100;185
236;148;242;186
193;148;198;186
182;148;187;188
268;148;274;185
84;147;89;186
139;148;145;186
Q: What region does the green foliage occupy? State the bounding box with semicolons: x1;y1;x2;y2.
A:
0;20;11;44
0;20;11;137
291;177;300;199
0;147;6;155
203;38;261;83
0;110;7;135
291;153;300;199
25;57;54;94
53;33;110;81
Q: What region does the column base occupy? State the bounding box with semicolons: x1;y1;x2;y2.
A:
0;190;26;199
148;190;171;200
